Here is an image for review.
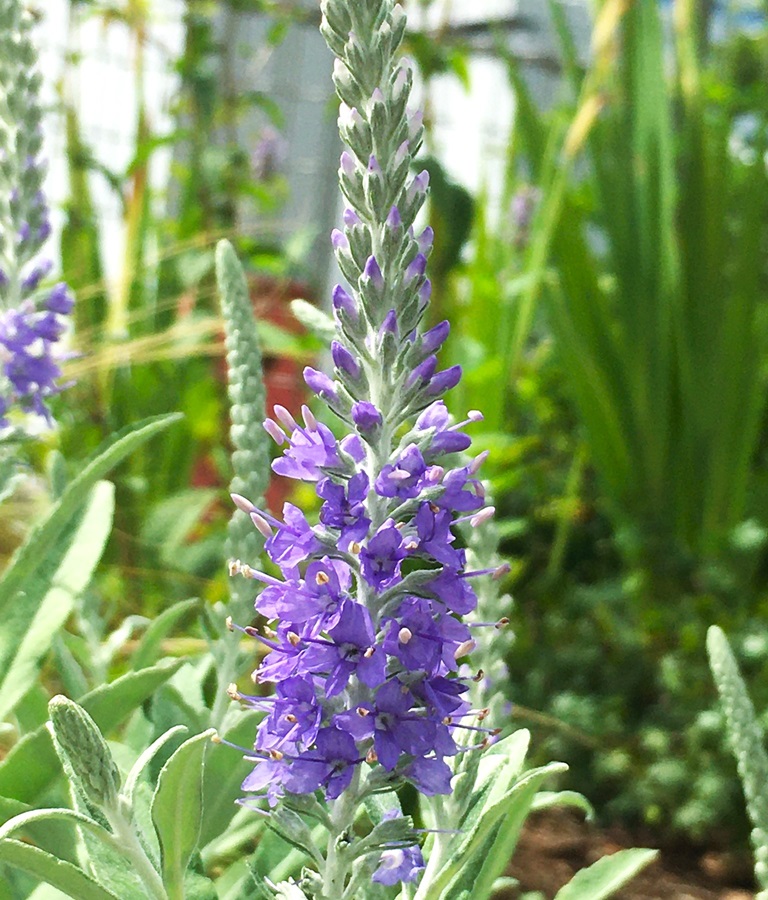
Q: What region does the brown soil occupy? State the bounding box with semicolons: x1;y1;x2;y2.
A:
506;810;756;899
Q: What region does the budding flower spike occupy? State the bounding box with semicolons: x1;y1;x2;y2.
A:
227;0;498;893
0;0;74;428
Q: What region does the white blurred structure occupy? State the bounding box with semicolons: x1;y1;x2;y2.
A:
33;1;184;285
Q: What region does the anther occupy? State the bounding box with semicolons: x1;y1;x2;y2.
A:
250;512;273;538
472;669;485;683
454;639;476;658
287;632;301;646
302;405;318;431
274;405;298;432
398;627;413;644
227;683;241;701
316;571;330;585
470;506;495;527
366;748;378;764
231;493;255;514
269;750;284;761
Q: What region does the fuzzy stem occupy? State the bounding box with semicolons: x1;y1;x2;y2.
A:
104;807;168;900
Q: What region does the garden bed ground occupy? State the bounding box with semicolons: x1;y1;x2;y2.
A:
507;810;756;899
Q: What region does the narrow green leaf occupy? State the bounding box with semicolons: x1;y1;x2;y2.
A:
122;725;188;807
289;298;335;342
0;658;186;803
130;599;200;671
0;482;114;722
0;807;114;847
0;839;119;900
445;769;565;900
151;728;215;899
531;790;594;819
553;848;658;900
0;413;182;614
418;762;567;900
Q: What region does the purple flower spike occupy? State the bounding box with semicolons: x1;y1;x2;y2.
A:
233;2;504;885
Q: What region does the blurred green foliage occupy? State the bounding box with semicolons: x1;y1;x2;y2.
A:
418;0;768;847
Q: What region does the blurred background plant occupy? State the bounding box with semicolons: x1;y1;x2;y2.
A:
409;0;768;850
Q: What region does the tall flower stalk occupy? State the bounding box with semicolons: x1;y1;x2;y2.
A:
228;0;502;893
0;0;73;427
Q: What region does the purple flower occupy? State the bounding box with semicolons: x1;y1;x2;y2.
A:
318;472;371;549
360;520;407;589
403;756;453;796
305;599;386;696
264;503;323;574
242;756;288;808
375;445;427;499
255;676;322;753
373;842;425;886
284;727;361;800
270;420;342;481
412;502;463;568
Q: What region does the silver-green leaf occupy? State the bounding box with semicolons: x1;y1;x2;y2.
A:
150;728;215;899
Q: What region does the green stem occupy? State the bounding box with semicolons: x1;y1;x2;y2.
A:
321;767;361;897
105;807;168;900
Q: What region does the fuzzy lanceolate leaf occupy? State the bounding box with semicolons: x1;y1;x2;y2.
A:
47;696;121;813
151;729;216;900
0;413;181;614
216;239;270;614
0;480;113;722
0;658;186;804
708;625;768;897
0;839;119;900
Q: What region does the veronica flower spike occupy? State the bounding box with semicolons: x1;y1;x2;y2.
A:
229;1;498;895
0;0;74;427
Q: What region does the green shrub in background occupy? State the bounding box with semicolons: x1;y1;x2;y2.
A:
416;0;768;844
